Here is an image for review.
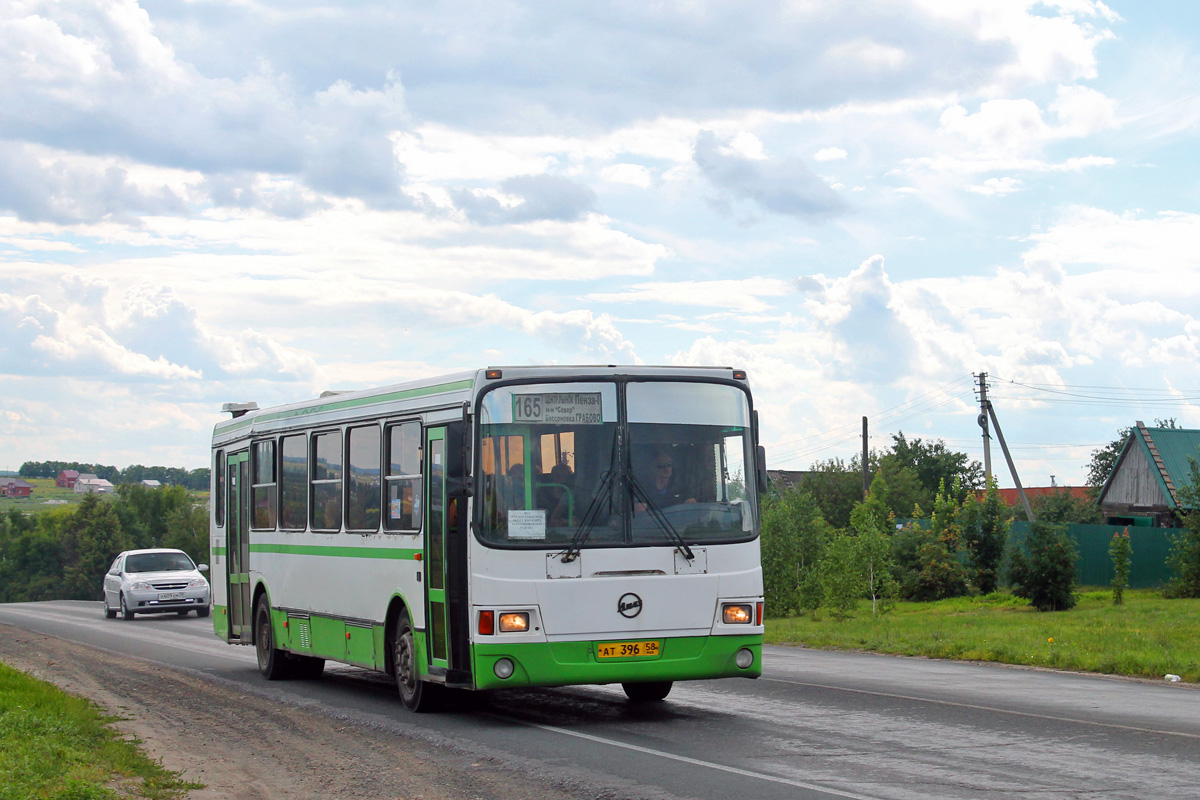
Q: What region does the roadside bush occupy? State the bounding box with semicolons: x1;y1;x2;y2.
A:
821;532;861;619
1009;521;1077;611
958;477;1010;594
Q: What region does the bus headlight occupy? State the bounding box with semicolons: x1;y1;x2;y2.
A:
722;603;753;624
735;648;754;669
494;658;515;679
498;612;529;632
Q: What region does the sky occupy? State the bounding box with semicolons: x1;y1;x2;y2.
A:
2;0;1199;487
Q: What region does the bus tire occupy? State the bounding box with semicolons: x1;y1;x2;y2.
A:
622;681;672;702
392;610;441;712
254;596;292;680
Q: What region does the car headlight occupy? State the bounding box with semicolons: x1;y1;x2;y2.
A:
130;581;153;591
188;578;208;589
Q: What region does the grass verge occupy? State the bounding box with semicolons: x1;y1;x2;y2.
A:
0;661;201;800
765;589;1200;683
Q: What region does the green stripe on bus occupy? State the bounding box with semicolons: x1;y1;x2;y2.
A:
248;543;420;560
212;546;226;556
216;378;475;433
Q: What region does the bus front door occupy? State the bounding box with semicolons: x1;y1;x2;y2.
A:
424;428;450;673
226;450;252;641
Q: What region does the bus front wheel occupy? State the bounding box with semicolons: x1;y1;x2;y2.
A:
392;610;441;712
623;681;673;702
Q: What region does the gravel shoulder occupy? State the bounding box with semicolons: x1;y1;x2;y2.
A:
0;622;579;800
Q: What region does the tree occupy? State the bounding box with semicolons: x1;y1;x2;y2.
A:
799;458;864;530
853;508;898;616
1009;521;1077;611
821;532;861;619
760;486;832;616
60;494;130;600
1109;529;1132;606
893;483;969;601
1014;489;1103;525
1165;458;1200;598
884;433;983;504
959;477;1010;594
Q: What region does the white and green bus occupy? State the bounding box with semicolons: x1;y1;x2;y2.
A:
210;365;766;710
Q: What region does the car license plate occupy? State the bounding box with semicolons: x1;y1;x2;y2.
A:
596;640;661;659
158;592;184;601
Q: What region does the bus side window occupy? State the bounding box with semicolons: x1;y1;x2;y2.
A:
312;431;343;531
214;450;225;527
384;421;421;532
280;434;307;530
251;439;277;529
347;424;382;531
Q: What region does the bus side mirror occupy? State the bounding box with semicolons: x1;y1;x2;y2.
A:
756;445;768;495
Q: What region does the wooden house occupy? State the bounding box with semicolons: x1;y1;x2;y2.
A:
1097;421;1200;527
56;469;80;488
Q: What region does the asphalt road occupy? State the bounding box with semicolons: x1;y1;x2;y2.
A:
2;600;1197;800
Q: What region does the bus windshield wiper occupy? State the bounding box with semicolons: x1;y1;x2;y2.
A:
559;469;614;563
629;474;695;562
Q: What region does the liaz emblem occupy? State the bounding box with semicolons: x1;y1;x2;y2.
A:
617;592;643;618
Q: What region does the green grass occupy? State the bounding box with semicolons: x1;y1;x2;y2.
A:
766;589;1200;682
0;661;201;800
0;478;97;515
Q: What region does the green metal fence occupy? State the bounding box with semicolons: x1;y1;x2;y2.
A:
1008;522;1175;589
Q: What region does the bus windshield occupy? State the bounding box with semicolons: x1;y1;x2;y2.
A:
476;380;757;549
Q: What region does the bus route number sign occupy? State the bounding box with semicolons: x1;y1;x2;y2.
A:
513;393;603;425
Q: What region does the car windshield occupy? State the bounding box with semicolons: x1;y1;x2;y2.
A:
125;552;195;573
476;380;757;549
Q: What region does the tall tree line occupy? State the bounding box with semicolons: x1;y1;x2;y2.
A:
18;461;210;491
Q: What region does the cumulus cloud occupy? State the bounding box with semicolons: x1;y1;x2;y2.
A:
693;131;846;220
1;1;413;209
452;174;598;225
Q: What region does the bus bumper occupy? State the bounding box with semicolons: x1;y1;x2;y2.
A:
471;634;762;691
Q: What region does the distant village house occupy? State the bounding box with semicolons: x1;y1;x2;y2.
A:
0;478;33;498
74;474;115;494
56;469;80;489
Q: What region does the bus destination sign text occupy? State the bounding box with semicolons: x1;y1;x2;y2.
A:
513;393;603;425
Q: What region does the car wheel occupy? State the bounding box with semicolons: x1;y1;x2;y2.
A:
622;681;673;702
120;593;135;621
103;597;116;619
176;610;190;617
254;595;292;680
196;605;211;618
392;610;441;712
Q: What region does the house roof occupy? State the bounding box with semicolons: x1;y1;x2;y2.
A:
60;469;79;478
766;469;809;491
1098;422;1200;510
991;486;1090;506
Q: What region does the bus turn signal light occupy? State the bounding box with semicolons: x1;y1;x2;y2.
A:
722;603;753;624
499;612;529;632
479;610;494;635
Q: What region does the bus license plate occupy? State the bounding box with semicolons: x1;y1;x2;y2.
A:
158;592;184;601
597;640;661;659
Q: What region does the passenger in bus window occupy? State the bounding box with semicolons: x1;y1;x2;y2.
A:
635;447;695;512
540;462;574;527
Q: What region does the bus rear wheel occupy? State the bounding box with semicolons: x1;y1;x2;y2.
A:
392;610;441;712
254;596;292;680
622;681;673;702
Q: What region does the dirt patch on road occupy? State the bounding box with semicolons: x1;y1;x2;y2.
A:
0;623;579;800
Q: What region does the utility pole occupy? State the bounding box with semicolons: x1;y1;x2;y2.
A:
976;372;993;483
986;400;1035;522
862;416;870;499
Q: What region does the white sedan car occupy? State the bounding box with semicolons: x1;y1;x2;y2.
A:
103;548;211;620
